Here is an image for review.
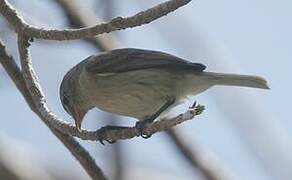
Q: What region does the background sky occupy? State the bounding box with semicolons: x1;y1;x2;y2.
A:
1;0;291;179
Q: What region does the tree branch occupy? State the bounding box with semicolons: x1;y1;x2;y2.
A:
0;40;35;106
0;0;191;40
76;106;204;142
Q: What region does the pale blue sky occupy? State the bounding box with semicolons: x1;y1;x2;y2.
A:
1;0;291;179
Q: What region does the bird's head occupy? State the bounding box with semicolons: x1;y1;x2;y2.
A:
60;70;86;132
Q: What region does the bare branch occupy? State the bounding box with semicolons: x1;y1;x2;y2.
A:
59;105;204;142
0;0;191;40
0;39;35;107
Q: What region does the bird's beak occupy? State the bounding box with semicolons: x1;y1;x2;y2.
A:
73;106;85;133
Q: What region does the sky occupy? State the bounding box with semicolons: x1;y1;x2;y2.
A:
1;0;292;179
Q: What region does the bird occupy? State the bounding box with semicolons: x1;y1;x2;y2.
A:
59;48;269;138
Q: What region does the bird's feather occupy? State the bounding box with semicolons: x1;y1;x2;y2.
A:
85;48;206;74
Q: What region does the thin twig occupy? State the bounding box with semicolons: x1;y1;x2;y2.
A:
67;105;204;142
0;0;191;40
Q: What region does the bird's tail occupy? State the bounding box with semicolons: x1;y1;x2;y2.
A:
202;72;270;89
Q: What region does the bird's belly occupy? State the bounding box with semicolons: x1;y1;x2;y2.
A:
93;87;167;120
80;69;181;120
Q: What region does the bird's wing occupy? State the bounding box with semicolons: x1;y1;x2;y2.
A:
85;48;206;74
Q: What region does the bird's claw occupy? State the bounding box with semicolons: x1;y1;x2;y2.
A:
189;101;205;115
140;134;152;139
190;101;197;109
135;121;153;139
194;104;205;115
97;125;127;145
98;138;117;145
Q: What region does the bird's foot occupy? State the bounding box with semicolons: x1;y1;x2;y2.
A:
189;101;205;115
97;125;128;145
135;120;153;139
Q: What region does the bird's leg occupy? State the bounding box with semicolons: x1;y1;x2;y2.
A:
136;98;175;139
98;125;129;145
190;101;197;109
